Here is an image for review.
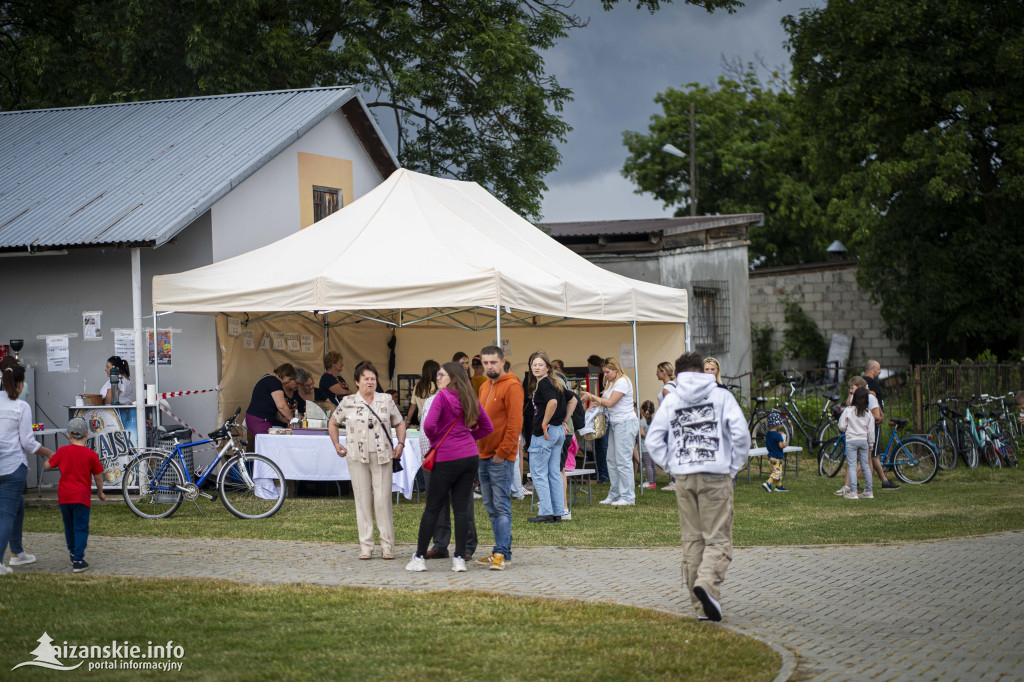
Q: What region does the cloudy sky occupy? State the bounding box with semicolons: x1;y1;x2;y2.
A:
539;0;819;223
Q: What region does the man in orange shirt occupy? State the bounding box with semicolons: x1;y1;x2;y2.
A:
475;345;524;570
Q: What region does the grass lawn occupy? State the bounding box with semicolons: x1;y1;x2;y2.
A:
22;459;1024;547
0;575;779;681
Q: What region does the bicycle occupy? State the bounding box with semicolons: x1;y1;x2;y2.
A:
970;395;1018;468
817;418;938;484
749;377;840;457
121;408;287;519
925;398;961;471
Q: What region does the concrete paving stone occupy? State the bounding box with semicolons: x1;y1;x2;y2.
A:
9;530;1024;681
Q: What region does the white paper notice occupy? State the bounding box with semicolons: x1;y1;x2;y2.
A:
46;335;70;372
243;330;255;349
83;311;102;340
113;328;135;364
300;334;314;353
227;317;242;338
619;343;635;369
259;333;271;350
271;332;286;351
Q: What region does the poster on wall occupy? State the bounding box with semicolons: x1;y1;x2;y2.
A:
71;406;136;488
83;311;102;340
300;335;314;353
259;332;271;350
286;333;300;352
619;343;635;369
271;332;286;350
148;329;172;365
46;335;70;372
243;330;255;349
113;328;135;363
227;317;242;337
490;339;512;356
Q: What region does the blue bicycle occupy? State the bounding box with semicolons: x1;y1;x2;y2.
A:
817;418;938;484
121;408;286;519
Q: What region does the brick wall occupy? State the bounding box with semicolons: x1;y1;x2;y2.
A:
748;261;908;370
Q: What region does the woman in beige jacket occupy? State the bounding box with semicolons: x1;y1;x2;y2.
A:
329;361;406;560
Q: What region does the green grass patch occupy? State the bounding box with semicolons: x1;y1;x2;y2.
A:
23;463;1024;547
0;574;778;681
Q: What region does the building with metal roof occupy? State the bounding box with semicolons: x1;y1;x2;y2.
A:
0;87;398;475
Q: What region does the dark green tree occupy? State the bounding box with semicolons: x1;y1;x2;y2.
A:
784;0;1024;360
0;0;739;219
622;64;831;267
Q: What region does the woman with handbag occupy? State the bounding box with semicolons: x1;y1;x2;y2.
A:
329;361;406;560
581;357;638;506
406;362;492;573
525;352;568;523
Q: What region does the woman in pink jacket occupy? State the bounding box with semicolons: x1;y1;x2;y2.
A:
406;362;492;573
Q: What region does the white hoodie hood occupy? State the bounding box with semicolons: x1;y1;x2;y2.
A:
644;371;751;478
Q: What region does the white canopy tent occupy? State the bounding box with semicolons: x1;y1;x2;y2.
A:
152;169;689;459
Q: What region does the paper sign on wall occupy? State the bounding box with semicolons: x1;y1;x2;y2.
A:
113;328;135;364
227;317;242;338
490;339;512;356
83;311;102;340
619;343;635;369
243;330;255;349
271;332;286;351
286;333;300;352
300;335;314;353
259;333;271;350
46;335;70;372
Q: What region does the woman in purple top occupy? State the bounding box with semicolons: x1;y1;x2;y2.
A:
406;361;493;573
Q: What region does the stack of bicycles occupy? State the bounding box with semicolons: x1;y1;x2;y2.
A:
927;395;1019;470
121;407;287;519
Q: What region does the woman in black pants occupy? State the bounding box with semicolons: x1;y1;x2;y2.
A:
406;362;493;573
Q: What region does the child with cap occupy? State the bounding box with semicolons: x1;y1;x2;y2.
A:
762;412;790;493
43;417;105;572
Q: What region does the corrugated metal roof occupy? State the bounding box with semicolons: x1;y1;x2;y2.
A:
542;214;763;238
0;87;390;251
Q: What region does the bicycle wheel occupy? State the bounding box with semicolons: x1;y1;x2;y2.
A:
928;424;957;471
892;439;938;484
818;437;846;478
751;412;794;449
121;451;185;519
959;433;979;469
816;420;841;458
218;454;286;519
982;441;1001;468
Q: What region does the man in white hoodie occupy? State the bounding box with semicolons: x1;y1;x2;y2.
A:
645;352;750;622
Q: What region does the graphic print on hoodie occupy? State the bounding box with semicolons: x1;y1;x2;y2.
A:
669;402;719;464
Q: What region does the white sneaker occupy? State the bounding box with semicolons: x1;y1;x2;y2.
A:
0;564;12;576
561;510;572;521
662;483;676;491
844;491;860;500
451;557;467;572
9;553;36;566
859;491;874;499
599;497;616;505
834;485;850;497
405;555;427;572
611;499;634;506
472;492;482;500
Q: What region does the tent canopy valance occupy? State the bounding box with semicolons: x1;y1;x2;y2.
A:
152;169;687;325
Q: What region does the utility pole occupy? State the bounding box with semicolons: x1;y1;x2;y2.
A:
689;101;696;216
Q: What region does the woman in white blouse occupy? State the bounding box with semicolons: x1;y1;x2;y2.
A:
101;356;134;404
329;361;406;560
581;357;638;506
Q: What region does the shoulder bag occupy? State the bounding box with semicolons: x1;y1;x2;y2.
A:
421;421;456;472
364;400;405;472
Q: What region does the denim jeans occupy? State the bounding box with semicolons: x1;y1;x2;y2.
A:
60;503;91;562
479;456;514;559
607;417;639;503
527;425;565;517
511;451;524;498
0;463;27;560
846;439;872;494
416;456;479;558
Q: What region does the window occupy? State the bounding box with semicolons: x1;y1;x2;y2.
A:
313;186;341;223
691;280;730;354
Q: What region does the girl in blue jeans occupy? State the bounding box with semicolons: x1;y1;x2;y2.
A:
526;352;567;522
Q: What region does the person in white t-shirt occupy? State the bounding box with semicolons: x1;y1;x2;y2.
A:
581;357;638;506
101;356;134;405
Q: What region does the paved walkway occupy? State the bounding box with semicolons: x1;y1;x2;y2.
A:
15;530;1024;680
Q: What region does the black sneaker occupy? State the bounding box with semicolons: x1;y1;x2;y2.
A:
773;486;789;493
72;560;89;573
527;515;558;523
761;482;772;493
693;585;722;622
881;480;901;490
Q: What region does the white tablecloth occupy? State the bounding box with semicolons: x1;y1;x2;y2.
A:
253;433;423;499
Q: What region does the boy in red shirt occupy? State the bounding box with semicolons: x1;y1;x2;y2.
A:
44;418;105;572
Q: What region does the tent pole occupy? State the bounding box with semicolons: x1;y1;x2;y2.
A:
131;248;146;449
632;321;643;496
152;309;159;424
496;300;501;347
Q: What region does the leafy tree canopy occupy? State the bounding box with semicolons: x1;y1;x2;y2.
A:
784;0;1024;360
621;63;830;267
0;0;739;219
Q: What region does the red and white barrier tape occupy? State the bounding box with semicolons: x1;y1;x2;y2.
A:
158;386;221;399
157;403;208;440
